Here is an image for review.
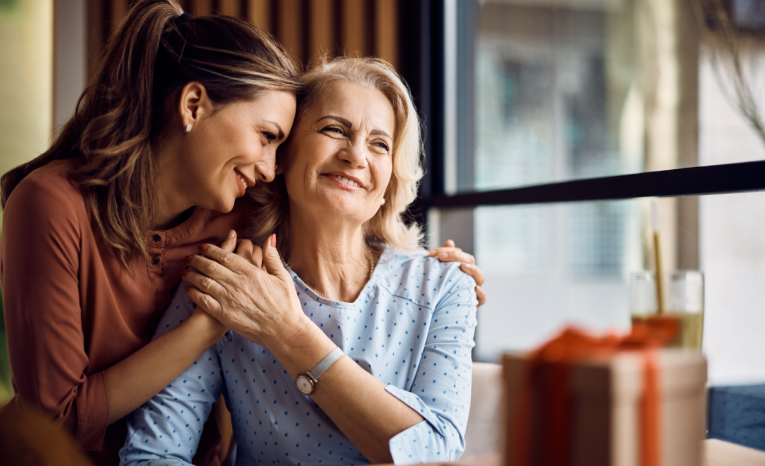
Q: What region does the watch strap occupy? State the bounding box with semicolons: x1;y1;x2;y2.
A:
306;347;343;382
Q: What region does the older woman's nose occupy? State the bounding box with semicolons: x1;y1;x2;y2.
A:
340;140;369;168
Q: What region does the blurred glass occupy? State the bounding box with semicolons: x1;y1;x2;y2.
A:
630;271;657;316
666;271;705;350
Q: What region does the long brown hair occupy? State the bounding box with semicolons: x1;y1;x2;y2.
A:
0;0;301;270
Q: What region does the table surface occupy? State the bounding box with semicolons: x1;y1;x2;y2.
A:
373;439;765;466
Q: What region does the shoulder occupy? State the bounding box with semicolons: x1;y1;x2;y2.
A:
377;247;476;310
4;160;85;222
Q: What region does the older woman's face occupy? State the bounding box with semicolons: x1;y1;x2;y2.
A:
280;82;395;223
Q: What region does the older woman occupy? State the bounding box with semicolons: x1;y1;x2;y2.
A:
120;58;478;466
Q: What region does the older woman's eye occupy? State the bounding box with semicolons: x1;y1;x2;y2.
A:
322;126;345;136
374;141;390;152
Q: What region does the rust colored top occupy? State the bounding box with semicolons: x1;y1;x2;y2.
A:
1;160;247;465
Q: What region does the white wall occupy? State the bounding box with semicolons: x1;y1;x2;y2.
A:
699;47;765;384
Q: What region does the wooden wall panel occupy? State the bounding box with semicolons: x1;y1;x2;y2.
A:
247;0;271;32
87;0;400;76
110;0;129;29
309;0;335;64
277;0;303;63
218;0;241;16
375;0;397;69
191;0;212;16
341;0;367;57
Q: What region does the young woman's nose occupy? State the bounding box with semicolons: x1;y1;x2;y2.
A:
253;148;277;182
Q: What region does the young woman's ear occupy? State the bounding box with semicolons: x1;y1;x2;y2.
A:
178;82;211;132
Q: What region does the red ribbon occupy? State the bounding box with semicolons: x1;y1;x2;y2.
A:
512;318;679;466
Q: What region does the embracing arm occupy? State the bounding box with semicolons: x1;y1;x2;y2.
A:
185;236;477;464
1;178;229;448
120;286;226;466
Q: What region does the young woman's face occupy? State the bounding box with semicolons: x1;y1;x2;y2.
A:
280;82;395;225
177;90;296;214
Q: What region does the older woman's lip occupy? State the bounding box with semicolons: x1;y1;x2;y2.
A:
324;172;366;188
324;173;365;191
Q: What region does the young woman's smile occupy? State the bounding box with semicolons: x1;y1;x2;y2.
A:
159;87;296;222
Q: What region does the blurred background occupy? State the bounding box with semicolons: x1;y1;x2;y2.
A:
1;0;765;405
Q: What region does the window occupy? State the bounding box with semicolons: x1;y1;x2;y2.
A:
399;0;765;385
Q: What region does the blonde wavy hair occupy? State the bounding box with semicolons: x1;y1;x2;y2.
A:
246;57;425;257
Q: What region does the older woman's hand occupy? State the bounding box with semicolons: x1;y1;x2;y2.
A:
428;239;486;306
182;232;308;348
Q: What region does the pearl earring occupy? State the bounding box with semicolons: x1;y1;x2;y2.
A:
381;198;386;205
184;124;192;133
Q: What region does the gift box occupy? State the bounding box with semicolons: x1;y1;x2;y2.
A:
502;329;707;466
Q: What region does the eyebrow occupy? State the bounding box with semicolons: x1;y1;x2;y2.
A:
317;115;392;140
264;120;285;140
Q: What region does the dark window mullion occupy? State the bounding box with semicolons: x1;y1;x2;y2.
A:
431;160;765;208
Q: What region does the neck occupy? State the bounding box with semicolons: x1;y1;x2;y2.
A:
287;205;375;303
152;138;194;230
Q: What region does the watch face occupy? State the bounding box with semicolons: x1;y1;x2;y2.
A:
296;375;314;395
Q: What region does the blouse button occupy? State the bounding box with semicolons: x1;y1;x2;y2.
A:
152;234;161;242
151;255;160;265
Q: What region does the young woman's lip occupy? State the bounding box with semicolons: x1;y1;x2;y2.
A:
234;172;246;196
234;168;256;188
324;172;366;188
324;173;364;191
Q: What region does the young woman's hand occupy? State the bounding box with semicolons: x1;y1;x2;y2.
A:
428;239;486;306
186;230;239;338
182;232;308;349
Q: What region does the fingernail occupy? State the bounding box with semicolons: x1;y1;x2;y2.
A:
271;234;276;248
462;263;472;270
229;230;236;239
185;285;191;292
199;244;208;252
427;250;435;257
185;255;193;264
181;269;188;277
439;252;448;259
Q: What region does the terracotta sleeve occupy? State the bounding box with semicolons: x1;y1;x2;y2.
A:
2;175;110;450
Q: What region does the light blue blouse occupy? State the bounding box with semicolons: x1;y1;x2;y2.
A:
119;245;478;466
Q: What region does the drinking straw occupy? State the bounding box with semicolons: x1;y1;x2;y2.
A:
651;200;665;314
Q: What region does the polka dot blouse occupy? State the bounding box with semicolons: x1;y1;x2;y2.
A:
119;245;478;466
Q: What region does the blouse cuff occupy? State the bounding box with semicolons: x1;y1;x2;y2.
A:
386;385;460;464
385;385;447;436
77;370;110;451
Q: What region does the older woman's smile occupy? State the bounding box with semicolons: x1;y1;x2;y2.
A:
324;171;366;190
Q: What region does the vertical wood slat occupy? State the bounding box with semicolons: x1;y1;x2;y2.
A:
341;0;367;56
247;0;271;32
309;0;334;64
278;0;303;63
375;0;397;69
218;0;240;16
191;0;213;16
110;0;129;30
86;0;105;78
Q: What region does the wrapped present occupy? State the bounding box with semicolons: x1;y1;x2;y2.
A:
502;325;707;466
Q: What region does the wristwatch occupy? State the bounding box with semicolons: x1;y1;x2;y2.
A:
295;347;343;395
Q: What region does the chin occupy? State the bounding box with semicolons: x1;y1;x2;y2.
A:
206;196;236;214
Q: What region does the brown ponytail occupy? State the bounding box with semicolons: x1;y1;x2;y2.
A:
0;0;301;270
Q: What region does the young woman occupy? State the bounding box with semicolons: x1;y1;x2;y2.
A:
0;2;299;464
1;1;483;465
121;58;477;466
